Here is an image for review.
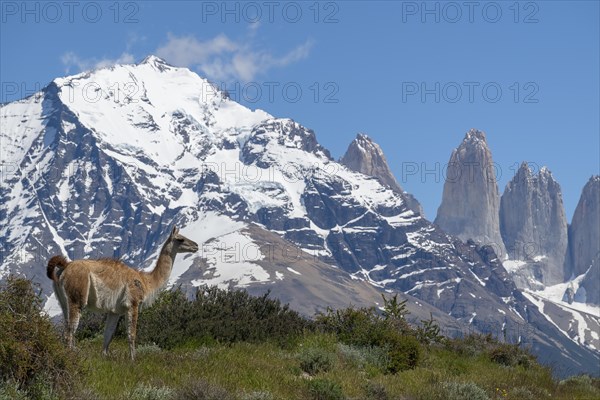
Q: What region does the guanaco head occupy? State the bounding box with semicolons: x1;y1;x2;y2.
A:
169;226;199;254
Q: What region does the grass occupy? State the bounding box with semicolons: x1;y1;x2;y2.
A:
68;334;599;400
1;279;598;400
79;337;302;399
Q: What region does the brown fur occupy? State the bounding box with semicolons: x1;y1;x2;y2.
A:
47;255;68;281
47;226;198;360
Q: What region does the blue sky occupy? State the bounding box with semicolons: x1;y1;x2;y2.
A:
1;1;598;219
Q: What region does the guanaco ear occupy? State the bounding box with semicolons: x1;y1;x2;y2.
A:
171;226;178;236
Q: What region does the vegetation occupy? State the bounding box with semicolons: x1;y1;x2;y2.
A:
1;276;599;399
137;286;311;348
0;276;79;399
315;295;421;373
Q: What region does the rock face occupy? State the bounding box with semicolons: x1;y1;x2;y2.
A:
340;133;423;215
435;129;506;258
499;163;568;286
567;176;600;303
578;264;599;305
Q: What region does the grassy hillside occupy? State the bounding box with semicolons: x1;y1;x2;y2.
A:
1;276;599;400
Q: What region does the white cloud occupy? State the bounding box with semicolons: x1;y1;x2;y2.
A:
155;33;238;68
60;52;88;73
155;33;313;82
59;31;313;82
60;52;135;74
95;53;135;69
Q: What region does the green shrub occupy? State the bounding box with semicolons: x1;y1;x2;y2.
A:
298;347;335;375
415;313;445;345
381;294;412;334
76;309;127;341
136;287;311;349
316;305;421;373
25;372;60;400
488;343;522;366
76;310;107;340
558;374;600;397
137;289;193;349
444;333;536;371
60;386;102;400
307;378;345;400
0;276;78;391
337;343;389;372
381;331;421;373
515;353;535;368
440;381;489;400
240;391;274;400
444;333;496;357
0;381;28;400
363;381;389;400
559;374;594;388
127;383;174;400
191;287;311;344
126;383;175;400
136;343;163;355
507;386;535;400
175;378;235;400
315;307;391;347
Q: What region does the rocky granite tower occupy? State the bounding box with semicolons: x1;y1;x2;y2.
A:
500;163;568;286
567;176;600;304
568;176;600;277
435;129;506;258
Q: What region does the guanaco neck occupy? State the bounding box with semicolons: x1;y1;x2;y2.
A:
147;239;178;292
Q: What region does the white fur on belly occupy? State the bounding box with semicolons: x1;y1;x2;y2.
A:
87;275;130;314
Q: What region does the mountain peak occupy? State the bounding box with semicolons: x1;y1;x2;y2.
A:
515;162;533;178
501;161;568;287
340;133;394;183
139;55;169;65
579;175;600;201
463;128;487;143
436;128;505;255
242;118;332;166
568;173;600;289
355;132;372;142
538;166;554;180
340;133;424;215
138;55;174;71
348;133;379;156
514;163;555;182
53;54;185;91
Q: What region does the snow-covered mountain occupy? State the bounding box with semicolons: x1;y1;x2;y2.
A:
1;56;597;377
